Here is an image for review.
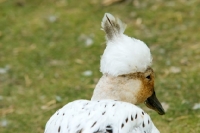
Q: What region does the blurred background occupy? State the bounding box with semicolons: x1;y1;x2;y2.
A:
0;0;200;132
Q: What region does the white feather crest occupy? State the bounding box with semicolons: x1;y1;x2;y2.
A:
100;13;152;76
101;13;126;40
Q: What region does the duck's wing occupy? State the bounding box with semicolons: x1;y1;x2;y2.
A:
44;100;159;133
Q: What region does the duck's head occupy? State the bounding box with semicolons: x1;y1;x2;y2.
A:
118;67;165;115
92;13;165;115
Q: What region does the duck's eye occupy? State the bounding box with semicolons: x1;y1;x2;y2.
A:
146;75;151;80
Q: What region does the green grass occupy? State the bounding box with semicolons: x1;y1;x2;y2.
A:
0;0;200;132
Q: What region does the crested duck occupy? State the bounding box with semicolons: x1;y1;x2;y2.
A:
44;13;165;133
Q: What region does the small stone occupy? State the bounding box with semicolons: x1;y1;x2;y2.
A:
55;96;62;102
85;38;93;46
0;96;3;100
0;65;10;74
161;102;169;112
82;70;93;76
180;58;189;65
75;59;84;64
1;119;8;127
192;103;200;110
159;48;165;54
169;66;181;74
78;34;94;47
166;60;171;66
48;15;57;23
136;18;142;26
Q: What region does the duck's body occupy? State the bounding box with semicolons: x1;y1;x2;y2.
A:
45;100;159;133
44;13;165;133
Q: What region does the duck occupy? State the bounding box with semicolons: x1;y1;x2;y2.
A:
44;13;165;133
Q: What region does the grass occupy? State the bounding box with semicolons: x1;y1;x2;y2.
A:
0;0;200;132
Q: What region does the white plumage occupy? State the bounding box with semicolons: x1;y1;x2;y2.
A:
44;13;165;133
100;13;152;76
45;100;159;133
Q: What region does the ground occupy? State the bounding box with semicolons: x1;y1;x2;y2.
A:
0;0;200;132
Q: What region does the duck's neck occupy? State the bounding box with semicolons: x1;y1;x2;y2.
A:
91;74;142;104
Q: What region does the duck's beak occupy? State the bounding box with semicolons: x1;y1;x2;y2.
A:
145;91;165;115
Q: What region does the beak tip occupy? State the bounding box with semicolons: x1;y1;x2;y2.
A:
158;110;165;115
145;92;166;115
